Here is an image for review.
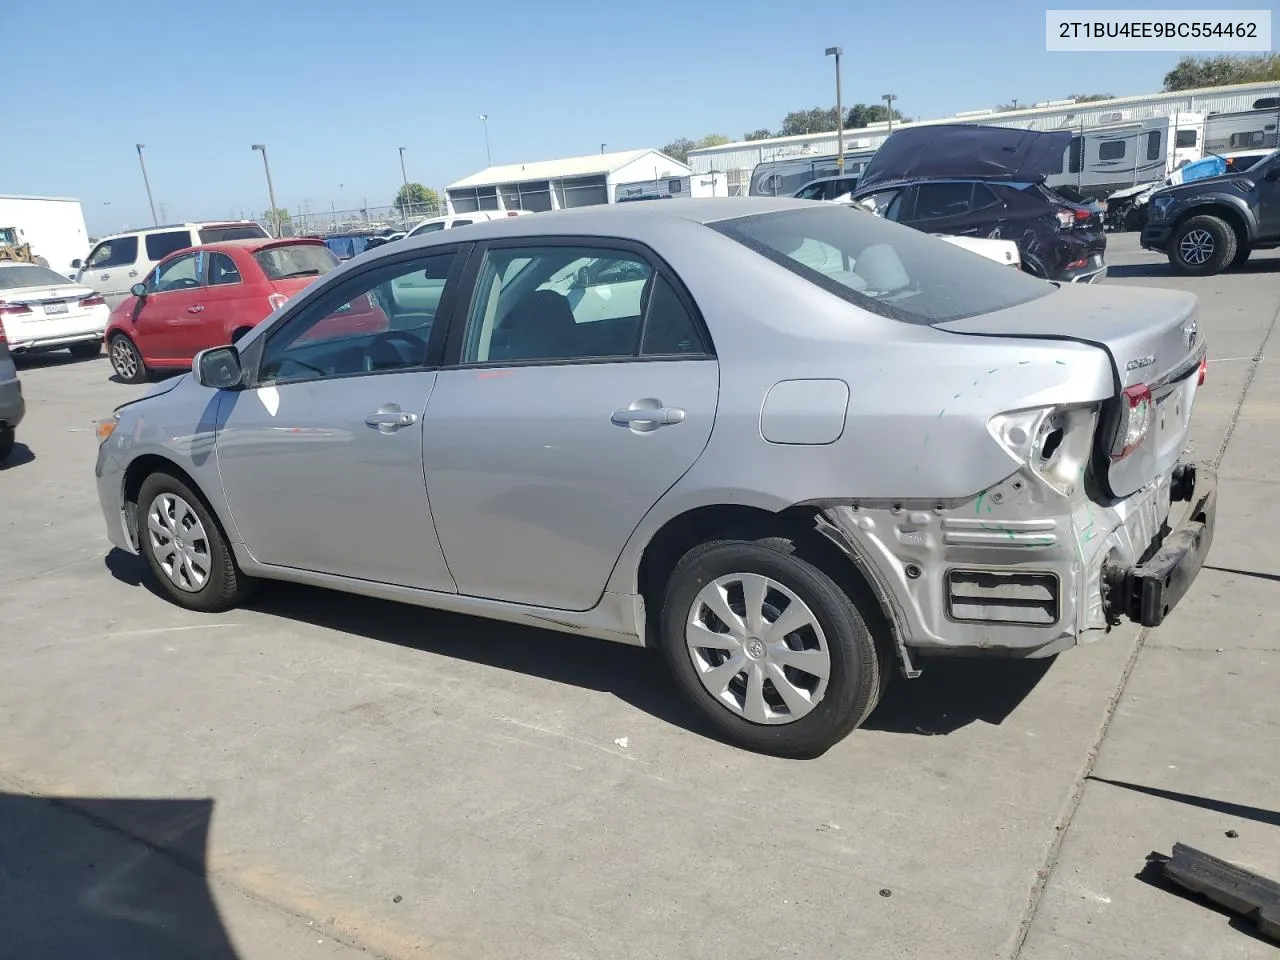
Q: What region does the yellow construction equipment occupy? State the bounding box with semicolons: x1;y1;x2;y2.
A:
0;227;47;266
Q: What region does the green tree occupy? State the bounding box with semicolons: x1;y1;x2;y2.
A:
778;107;841;137
661;134;732;163
844;103;907;128
262;207;292;236
394;182;440;216
1164;54;1280;91
1067;93;1115;102
744;128;773;141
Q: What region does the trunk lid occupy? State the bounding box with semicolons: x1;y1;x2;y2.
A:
857;125;1074;191
937;283;1204;498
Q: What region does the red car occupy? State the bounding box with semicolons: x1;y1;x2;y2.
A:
105;238;388;383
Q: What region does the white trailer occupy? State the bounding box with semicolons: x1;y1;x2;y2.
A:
1203;105;1280;153
1050;113;1205;198
0;196;91;278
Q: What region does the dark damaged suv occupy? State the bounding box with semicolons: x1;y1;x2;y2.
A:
850;125;1107;282
1141;147;1280;276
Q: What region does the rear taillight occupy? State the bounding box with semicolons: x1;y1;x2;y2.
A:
506;211;520;217
1197;357;1207;386
267;293;288;311
0;302;32;317
1111;384;1152;461
1074;208;1092;221
1065;257;1089;270
79;294;106;308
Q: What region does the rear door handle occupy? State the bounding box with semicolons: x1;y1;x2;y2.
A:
365;404;418;432
611;404;686;428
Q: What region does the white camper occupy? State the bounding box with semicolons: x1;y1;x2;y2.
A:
0;196;91;278
1048;113;1204;199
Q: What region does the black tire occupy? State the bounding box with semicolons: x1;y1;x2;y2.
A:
137;472;256;612
108;334;148;384
1168;215;1237;276
659;535;883;758
69;339;102;359
0;426;13;463
1229;245;1252;269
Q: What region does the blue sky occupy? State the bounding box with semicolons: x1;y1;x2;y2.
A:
5;0;1245;236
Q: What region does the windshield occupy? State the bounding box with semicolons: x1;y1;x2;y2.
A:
0;264;73;289
253;244;339;280
710;205;1052;325
1229;148;1280;172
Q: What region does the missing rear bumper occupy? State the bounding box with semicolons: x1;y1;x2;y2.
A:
1102;465;1216;628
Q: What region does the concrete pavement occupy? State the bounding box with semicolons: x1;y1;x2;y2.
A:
1;234;1276;959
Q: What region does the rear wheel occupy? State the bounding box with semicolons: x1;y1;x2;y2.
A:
0;427;13;463
69;339;102;359
137;472;256;612
1168;215;1237;276
659;535;884;757
108;334;147;384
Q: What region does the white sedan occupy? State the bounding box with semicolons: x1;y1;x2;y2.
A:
0;262;109;359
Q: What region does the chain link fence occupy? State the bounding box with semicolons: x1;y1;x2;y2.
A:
267;201;446;238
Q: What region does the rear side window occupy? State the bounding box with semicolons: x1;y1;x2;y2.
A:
411;222;447;236
710;206;1052;325
199;224;270;243
451;220;474;228
253;244;339;281
86;236;138;269
145;230;195;261
209;253;242;286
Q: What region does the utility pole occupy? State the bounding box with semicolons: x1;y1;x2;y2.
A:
825;48;844;172
883;93;898;135
480;114;492;167
251;144;281;237
398;147;409;216
135;144;158;226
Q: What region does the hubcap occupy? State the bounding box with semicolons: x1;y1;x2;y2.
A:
1179;229;1215;266
111;338;138;378
685;573;830;725
147;493;211;592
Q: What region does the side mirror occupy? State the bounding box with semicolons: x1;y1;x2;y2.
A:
193;346;244;390
130;282;147;298
71;258;82;269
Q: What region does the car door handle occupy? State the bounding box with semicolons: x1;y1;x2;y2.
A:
187;305;205;314
100;273;110;280
365;406;418;431
611;404;686;427
128;270;138;278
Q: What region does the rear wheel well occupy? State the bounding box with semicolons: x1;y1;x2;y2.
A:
636;504;896;660
1173;205;1249;248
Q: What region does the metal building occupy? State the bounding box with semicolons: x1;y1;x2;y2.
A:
445;149;691;215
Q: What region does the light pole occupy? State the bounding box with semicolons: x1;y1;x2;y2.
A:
825;47;844;172
135;144;158;226
398;146;411;218
883;93;898;135
480;114;492;167
601;143;606;154
251;144;280;237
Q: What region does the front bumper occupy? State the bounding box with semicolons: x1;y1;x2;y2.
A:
1103;464;1216;628
0;376;24;429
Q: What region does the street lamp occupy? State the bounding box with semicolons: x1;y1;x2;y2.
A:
601;143;607;154
883;93;898;134
250;144;280;238
825;47;844;172
135;144;158;226
479;114;492;167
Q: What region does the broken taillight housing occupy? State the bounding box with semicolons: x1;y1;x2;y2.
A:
267;293;288;311
1197;357;1207;386
989;404;1100;497
1111;384;1152;461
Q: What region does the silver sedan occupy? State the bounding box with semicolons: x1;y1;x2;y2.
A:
95;198;1215;756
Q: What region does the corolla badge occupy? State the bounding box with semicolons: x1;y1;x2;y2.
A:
1126;355;1156;372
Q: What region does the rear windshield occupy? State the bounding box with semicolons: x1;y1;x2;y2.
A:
253;244;339;280
709;205;1052;325
0;264;72;289
200;224;270;243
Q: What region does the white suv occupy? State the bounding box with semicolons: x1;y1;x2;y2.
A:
73;221;269;307
405;210;528;239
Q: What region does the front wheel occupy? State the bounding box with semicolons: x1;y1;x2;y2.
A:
108;334;147;384
137;472;257;612
1168;215;1237;276
659;536;885;758
0;426;13;463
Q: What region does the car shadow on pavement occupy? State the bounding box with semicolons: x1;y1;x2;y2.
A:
0;442;35;469
0;791;240;959
12;351;102;370
863;656;1055;736
1108;259;1280;280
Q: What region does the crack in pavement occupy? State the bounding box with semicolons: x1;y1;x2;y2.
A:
1008;296;1280;959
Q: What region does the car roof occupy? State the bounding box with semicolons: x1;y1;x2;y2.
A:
92;221;264;242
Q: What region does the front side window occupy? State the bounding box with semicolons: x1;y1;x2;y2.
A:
148;252;203;293
258;254;454;385
145;230;195;262
710;205;1052;325
86;235;138;269
459;245;701;365
855;188;905;220
795;181;828;201
208;253;242;286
